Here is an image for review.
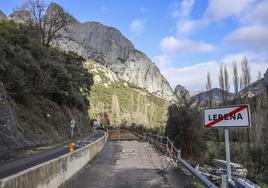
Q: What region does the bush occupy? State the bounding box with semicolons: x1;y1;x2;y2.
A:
0;20;93;109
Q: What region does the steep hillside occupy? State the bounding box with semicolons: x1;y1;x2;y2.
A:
239;78;265;98
84;60;169;129
191;88;234;106
0;21;93;160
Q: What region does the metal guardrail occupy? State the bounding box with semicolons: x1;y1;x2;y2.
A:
145;133;218;188
145;132;255;188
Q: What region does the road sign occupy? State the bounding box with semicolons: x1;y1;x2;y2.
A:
203;104;251;128
202;104;251;182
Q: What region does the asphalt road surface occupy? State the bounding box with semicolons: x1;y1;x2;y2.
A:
0;130;104;179
60;141;193;188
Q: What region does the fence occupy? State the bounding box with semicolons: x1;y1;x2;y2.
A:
145;132;218;188
144;133;255;188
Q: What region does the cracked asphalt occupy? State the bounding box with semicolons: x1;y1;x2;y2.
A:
60;141;194;188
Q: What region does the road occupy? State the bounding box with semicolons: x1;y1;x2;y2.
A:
60;140;193;188
0;131;104;179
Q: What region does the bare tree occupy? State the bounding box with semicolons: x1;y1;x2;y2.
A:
224;65;230;93
241;57;251;147
16;0;72;47
241;57;251;89
240;77;243;90
219;63;225;103
233;62;239;94
206;72;213;107
224;65;230;104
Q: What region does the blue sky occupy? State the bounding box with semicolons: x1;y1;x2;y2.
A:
1;0;268;91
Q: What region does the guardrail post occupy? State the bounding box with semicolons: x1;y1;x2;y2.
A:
166;137;169;156
177;150;181;162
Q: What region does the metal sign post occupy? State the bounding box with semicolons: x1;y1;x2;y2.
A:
70;119;76;139
224;129;232;181
203;104;251;183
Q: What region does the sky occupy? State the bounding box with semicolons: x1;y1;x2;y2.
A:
1;0;268;92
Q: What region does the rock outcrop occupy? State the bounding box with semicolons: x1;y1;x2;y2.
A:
55;20;175;101
174;85;190;104
0;10;6;20
191;88;234;106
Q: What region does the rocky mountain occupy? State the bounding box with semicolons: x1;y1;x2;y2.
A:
50;4;175;101
191;88;235;106
85;60;169;128
239;78;265;98
2;3;176;102
174;85;190;104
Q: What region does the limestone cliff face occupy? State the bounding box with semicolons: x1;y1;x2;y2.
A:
55;21;175;101
84;60;169;129
174;85;190;104
5;3;176;102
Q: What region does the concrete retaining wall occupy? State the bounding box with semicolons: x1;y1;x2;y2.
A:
0;133;108;188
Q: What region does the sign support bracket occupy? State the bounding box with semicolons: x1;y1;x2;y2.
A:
224;128;232;181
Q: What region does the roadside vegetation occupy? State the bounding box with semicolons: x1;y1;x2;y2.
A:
0;20;93;109
0;20;93;159
165;59;268;185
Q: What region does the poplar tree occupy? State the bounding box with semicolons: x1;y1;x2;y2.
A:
206;72;213;107
233;62;239;94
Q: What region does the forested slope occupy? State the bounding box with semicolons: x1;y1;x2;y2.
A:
0;21;93;160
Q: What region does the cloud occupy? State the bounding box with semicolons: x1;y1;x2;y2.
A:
171;0;195;19
158;53;268;91
153;55;171;69
204;0;251;21
129;18;145;37
241;0;268;25
160;36;215;54
176;19;209;36
224;25;268;52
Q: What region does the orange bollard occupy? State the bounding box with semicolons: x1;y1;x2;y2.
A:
69;143;75;152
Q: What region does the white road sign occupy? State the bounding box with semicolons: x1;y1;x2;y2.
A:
203;105;251;128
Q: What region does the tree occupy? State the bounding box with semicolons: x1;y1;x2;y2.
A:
206;72;213;107
233;62;239;94
16;0;72;47
219;63;226;103
241;57;251;89
224;65;230;94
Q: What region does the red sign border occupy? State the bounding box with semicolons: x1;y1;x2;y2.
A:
202;104;251;128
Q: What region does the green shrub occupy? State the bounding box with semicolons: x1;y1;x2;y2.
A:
0;20;93;109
